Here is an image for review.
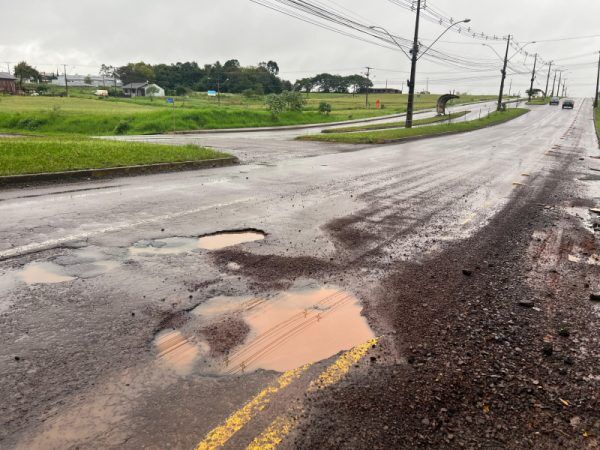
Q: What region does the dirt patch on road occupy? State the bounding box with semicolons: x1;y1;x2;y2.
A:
294;162;600;447
213;250;334;290
199;316;250;357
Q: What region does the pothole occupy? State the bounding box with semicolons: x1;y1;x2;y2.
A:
130;230;265;256
157;285;375;376
153;329;208;375
19;262;75;285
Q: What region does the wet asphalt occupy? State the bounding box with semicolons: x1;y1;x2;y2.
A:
0;99;597;449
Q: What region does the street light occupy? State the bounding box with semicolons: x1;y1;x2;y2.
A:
404;17;470;128
369;26;411;61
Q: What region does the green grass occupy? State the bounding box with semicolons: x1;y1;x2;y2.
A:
321;111;469;133
526;98;550;105
595;107;600;145
0;137;230;176
298;108;529;144
0;92;500;136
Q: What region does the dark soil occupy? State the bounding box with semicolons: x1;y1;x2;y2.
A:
199;316;250;357
293;161;600;447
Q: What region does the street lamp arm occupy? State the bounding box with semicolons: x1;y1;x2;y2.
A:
369;26;411;60
417;19;471;61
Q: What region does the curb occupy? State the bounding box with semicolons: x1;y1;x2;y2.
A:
300;109;530;146
0;157;238;188
162;99;514;135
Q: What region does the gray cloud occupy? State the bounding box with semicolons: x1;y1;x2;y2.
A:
1;0;598;95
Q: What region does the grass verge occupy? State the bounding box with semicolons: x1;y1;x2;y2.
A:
0;137;230;176
595;107;600;147
298;108;529;144
321;111;469;133
526;98;549;105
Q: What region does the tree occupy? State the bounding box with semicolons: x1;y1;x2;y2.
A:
146;85;160;101
99;64;115;87
13;61;40;88
116;62;155;84
318;102;332;115
84;75;92;85
294;77;316;97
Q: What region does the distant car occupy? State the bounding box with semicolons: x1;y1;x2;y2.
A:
549;96;560;105
562;99;575;109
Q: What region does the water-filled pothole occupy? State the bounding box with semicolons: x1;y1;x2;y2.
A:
19;262;75;285
130;230;265;256
153;329;208;375
185;286;375;375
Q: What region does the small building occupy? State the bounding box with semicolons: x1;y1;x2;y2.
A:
51;74;122;88
0;72;17;94
368;87;403;94
122;82;164;98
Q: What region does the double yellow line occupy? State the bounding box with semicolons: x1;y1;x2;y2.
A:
196;338;379;450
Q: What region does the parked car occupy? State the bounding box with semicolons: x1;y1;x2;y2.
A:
562;99;575;109
549;96;560;105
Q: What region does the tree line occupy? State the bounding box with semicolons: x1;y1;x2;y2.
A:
11;59;373;97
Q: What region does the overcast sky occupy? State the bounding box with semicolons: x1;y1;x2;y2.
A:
2;0;599;96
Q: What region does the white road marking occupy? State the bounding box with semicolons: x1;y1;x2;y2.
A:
0;198;253;260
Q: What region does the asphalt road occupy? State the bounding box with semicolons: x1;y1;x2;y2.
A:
1;99;598;449
104;99;504;164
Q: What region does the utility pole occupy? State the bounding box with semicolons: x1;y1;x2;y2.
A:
405;0;422;128
217;76;221;107
528;53;538;101
551;70;557;97
497;35;511;111
544;61;553;98
508;79;512;96
594;50;600;108
557;71;562;98
365;66;372;108
63;64;69;97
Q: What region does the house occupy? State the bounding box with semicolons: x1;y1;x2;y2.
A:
0;72;17;94
122;82;164;97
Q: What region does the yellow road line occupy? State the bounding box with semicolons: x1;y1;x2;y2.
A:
246;338;379;449
246;415;295;450
195;364;310;450
308;338;378;392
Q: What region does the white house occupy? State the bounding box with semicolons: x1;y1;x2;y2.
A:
122;82;165;97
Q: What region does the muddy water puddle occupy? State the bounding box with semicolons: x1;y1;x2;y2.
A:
130;230;265;256
15;247;119;285
18;262;75;285
155;287;374;375
153;330;208;375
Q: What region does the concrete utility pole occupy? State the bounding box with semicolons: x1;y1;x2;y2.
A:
544;61;553;98
594;51;600;108
557;71;562;98
528;53;538;101
63;64;69;97
508;79;512;96
365;66;372;108
405;0;421;128
551;70;557;97
497;35;511;111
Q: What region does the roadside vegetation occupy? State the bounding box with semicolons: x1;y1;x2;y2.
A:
298;108;529;144
0;137;229;176
595;107;600;143
526;98;550;105
0;93;497;135
321;111;469;133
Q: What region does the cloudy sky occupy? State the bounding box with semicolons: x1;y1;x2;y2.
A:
2;0;599;96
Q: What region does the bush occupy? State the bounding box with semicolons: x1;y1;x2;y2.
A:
318;102;332;115
265;90;306;116
113;120;131;135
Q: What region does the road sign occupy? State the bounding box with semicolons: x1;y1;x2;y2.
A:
207;90;217;97
166;97;174;104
